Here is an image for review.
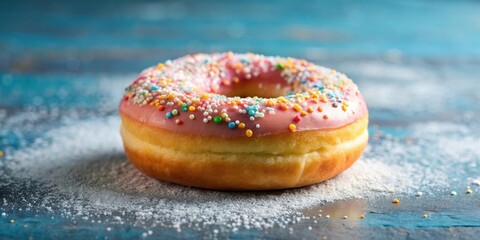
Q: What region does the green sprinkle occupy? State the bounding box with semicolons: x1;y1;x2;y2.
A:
172;109;179;115
182;107;188;112
276;63;284;70
213;116;223;124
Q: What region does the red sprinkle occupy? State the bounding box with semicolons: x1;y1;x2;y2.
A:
294;115;301;123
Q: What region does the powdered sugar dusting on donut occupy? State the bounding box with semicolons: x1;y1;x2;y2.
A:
120;53;367;137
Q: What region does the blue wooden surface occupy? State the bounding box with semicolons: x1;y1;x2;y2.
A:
1;0;480;239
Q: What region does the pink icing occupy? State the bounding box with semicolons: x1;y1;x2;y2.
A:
119;53;368;138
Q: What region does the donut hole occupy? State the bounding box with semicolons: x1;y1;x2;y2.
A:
218;81;291;98
215;70;294;98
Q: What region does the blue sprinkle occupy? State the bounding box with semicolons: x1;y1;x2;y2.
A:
182;107;188;112
166;112;173;119
248;109;255;116
228;122;236;129
150;86;159;91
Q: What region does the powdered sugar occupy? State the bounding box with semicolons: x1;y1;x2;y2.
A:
3;113;466;230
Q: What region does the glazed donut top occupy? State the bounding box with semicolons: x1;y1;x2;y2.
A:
120;52;368;138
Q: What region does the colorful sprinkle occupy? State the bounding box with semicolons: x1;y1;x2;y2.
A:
246;129;253;137
228;122;236;128
238;123;245;129
392;198;400;204
293;104;302;112
172;109;179;115
213;116;223;124
289;124;297;132
294;116;301;123
166;112;173;119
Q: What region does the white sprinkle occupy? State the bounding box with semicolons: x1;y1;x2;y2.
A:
256;124;260;129
106;227;111;231
451;191;457;196
343;216;348;219
189;114;195;120
472;179;480;186
203;118;208;123
249;116;255;121
415;192;423;197
325;215;330;218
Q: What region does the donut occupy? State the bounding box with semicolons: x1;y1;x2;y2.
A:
119;52;368;190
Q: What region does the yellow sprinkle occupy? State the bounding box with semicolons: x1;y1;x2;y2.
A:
392;198;400;204
201;93;210;99
466;188;473;194
167;93;175;100
307;107;314;113
300;111;308;117
0;151;3;157
233;77;240;84
238;123;245;129
246;129;253;137
342;104;348;112
155;63;165;70
10;219;14;223
278;97;288;103
289;124;297;132
188;106;196;111
221;113;228;119
293;104;302;112
177;101;184;106
320;96;328;103
360;215;365;219
423;214;428;218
